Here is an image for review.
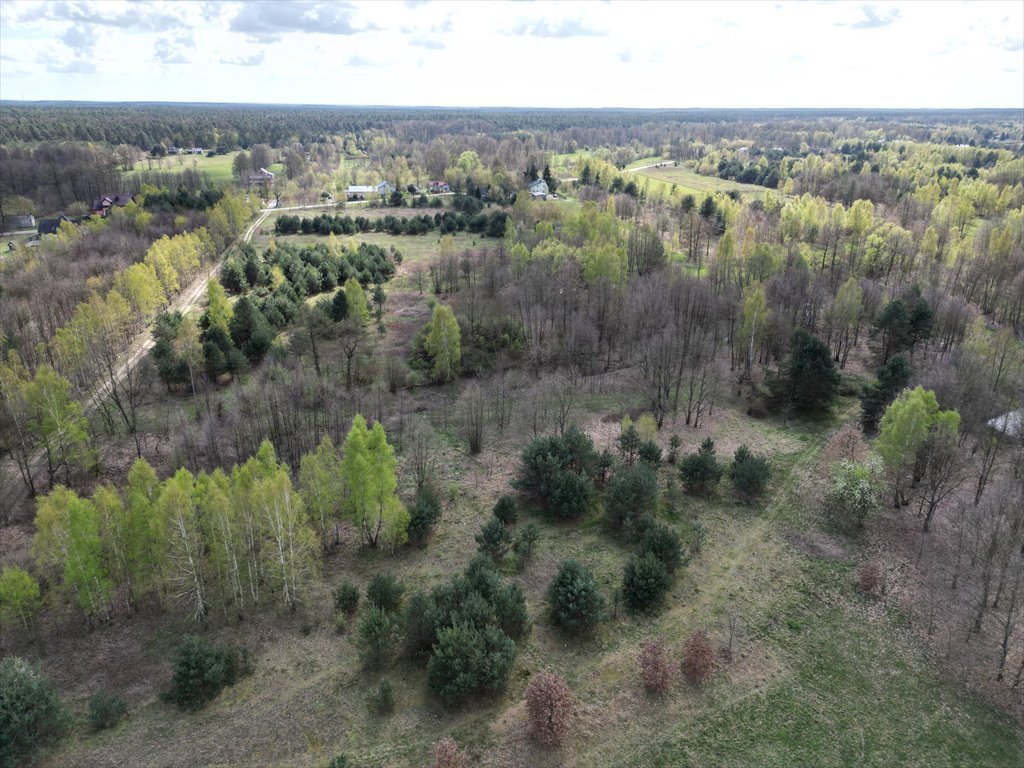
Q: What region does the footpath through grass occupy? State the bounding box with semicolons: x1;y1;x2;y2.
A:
634;406;1023;768
42;398;1023;768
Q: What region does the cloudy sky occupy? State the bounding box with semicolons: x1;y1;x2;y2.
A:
0;0;1021;108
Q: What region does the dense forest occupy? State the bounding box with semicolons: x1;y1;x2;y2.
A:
0;105;1022;768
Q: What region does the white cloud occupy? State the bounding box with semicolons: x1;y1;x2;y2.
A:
0;0;1020;108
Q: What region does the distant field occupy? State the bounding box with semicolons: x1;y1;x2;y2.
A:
625;155;665;169
128;151;285;185
631;163;769;199
253;227;483;281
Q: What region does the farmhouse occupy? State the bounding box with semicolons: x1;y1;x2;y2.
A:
528;178;549;199
37;215;71;236
346;181;395;200
248;167;275;186
427;180;450;193
90;193;134;217
5;213;35;230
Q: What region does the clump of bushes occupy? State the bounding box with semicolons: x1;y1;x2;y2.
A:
678;438;724;495
369;678;395;715
493;495;518;525
525;672;575;746
357;606;401;666
476;516;512;561
622;552;671;613
636;522;685;574
546;559;605;634
514;426;599;519
407;487;442;543
638;639;675;694
605;462;658;534
682;631;715;685
87;691;128;731
730;444;771;500
427;623;516;706
857;561;883;594
638;440;662;467
0;657;70;766
366;573;404;613
404;556;527;705
163;635;251;711
513;521;541;569
333;580;360;614
431;736;468;768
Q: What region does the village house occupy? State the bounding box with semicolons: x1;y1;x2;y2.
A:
346;181;395;200
4;214;35;230
427;180;451;193
37;215;71;236
528;178;550;199
90;193;135;217
248;167;275;186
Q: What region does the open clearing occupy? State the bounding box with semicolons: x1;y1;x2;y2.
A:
129;151;285;184
39;392;1023;768
631;164;769;199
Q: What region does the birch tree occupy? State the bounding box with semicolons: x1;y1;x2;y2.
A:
32;486;112;620
256;467;319;612
155;469;209;621
299;435;344;549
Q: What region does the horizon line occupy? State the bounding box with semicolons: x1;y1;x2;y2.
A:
2;100;1022;114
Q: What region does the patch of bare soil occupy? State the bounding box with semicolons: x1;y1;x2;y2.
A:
785;530;849;561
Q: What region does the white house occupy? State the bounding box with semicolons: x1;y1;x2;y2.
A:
528;178;549;199
988;409;1023;439
248;168;275;187
347;181;395;200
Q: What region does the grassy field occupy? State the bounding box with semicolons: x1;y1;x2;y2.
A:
625;156;665;169
41;388;1023;768
630;164;768;200
251;226;485;272
129;151;285;184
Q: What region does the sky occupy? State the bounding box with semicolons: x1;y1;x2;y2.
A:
0;0;1021;109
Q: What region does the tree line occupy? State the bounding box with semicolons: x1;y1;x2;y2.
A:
0;415;406;629
274;208;508;239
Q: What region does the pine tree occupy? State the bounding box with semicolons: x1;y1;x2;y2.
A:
783;329;840;415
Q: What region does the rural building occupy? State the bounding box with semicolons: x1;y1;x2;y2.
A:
427;180;450;193
248;167;275;186
346;181;395;200
987;409;1023;440
90;193;134;217
37;215;71;236
528;178;550;199
5;214;35;230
